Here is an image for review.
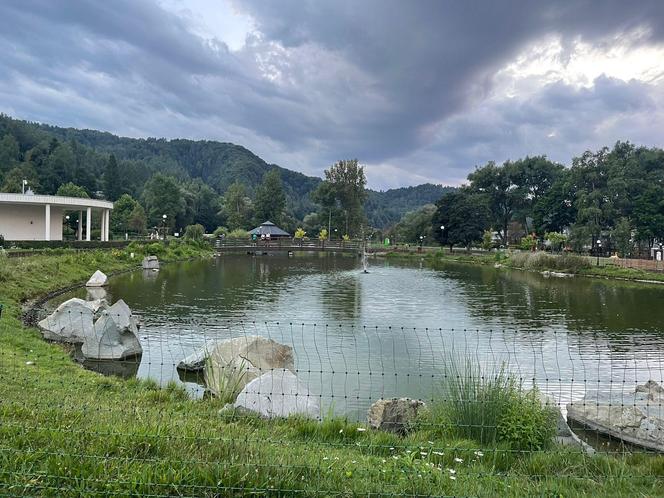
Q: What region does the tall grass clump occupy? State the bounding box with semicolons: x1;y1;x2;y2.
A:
432;355;556;450
509;251;589;273
204;355;249;405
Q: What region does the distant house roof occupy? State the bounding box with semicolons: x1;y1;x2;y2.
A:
249;221;290;237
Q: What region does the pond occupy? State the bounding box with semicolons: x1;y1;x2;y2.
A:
46;253;664;420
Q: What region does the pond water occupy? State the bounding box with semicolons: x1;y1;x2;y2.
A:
47;253;664;420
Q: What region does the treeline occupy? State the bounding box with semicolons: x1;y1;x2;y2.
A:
0;114;448;234
391;142;664;256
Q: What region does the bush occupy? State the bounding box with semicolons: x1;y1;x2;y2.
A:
433;356;556;450
497;390;557;451
228;229;249;239
0;234;4;248
184;224;205;241
213;226;228;238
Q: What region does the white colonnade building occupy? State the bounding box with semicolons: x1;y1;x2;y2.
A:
0;193;113;241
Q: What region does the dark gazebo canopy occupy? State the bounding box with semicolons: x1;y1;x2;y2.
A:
249;221;290;238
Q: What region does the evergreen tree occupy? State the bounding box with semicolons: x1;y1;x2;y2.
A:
104;154;122;201
253;169;286;225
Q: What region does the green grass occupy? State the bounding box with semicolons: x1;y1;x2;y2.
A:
0;247;663;496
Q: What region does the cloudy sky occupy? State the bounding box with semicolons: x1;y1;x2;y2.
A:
1;1;664;189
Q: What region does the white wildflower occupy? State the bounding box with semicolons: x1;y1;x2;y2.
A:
356;427;366;432
433;451;444;456
450;475;457;480
474;451;484;457
454;457;463;463
420;452;427;457
447;468;456;475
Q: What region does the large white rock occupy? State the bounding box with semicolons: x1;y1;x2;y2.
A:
567;380;664;453
38;298;95;342
200;336;294;397
86;270;108;287
234;369;320;419
177;340;218;372
38;297;141;361
142;256;160;270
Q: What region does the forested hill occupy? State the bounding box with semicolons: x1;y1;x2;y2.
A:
365;184;455;228
0;114;450;227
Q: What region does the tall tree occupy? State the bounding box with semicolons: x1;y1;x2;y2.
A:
104;154;122;201
468;161;522;244
313;159;367;236
222;181;253;230
142;173;185;229
432;189;489;249
128;203;148;234
253;169;286;225
111;194;139;235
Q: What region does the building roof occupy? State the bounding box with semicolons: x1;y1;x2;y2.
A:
0;192;113;210
249;221;290;237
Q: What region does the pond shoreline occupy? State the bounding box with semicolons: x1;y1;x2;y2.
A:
373;249;664;285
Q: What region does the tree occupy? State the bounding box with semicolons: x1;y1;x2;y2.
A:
468;161;522;244
111;194;139;235
222;181;253;230
313;159;367;236
393;204;436;243
253;169;286;225
42;143;74;194
142;173;185;229
0;134;20;178
1;164;40;193
104;154;122;202
612;217;633;258
184;224;205;241
128;203;147;234
432;189;489;250
56;182;89;198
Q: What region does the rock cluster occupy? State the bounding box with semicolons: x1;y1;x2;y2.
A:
179;335;319;418
567;380;664;452
39;291;142;361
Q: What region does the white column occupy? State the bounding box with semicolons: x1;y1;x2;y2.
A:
78;211;83;241
104;209;110;242
86;207;91;241
44;204;51;241
100;209;106;241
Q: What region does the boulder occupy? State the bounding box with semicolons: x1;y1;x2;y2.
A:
200;336;294;397
142;256;160;270
82;299;142;360
38;298;95;342
234;369;320;419
86;287;107;301
367;398;426;434
567;381;664;453
536;392;594;454
86;270;108;287
177;340;218;372
38;297;142;361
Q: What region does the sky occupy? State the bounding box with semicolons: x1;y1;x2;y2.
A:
1;1;664;189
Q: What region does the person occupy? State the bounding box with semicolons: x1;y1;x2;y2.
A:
265;232;271;246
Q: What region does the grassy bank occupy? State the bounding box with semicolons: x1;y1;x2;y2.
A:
379;247;664;284
0;248;663;496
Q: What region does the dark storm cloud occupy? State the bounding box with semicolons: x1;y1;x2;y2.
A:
0;0;663;187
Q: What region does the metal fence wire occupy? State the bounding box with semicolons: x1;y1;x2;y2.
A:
2;304;664;496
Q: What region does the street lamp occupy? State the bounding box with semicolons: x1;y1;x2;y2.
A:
22;179;28;194
162;214;167;240
596;239;602;266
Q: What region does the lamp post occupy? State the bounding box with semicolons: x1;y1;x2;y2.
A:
22;179;28;194
162;214;167;240
596;239;602;266
65;215;70;240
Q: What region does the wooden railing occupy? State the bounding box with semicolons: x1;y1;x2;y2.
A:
214;238;362;252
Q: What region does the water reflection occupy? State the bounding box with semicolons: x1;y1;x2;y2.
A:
45;253;664;419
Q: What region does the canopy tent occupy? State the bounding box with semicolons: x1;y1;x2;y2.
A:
249;221;290;238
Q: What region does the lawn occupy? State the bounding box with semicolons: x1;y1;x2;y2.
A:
0;245;663;496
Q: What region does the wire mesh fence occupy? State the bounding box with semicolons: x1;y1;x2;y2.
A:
2;301;664;496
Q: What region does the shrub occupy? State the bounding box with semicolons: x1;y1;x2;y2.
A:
497;389;556;451
509;251;589;273
433;356;556;450
184;224;205;241
318;228;328;241
294;227;306;239
213;226;228;238
228;229;249;239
